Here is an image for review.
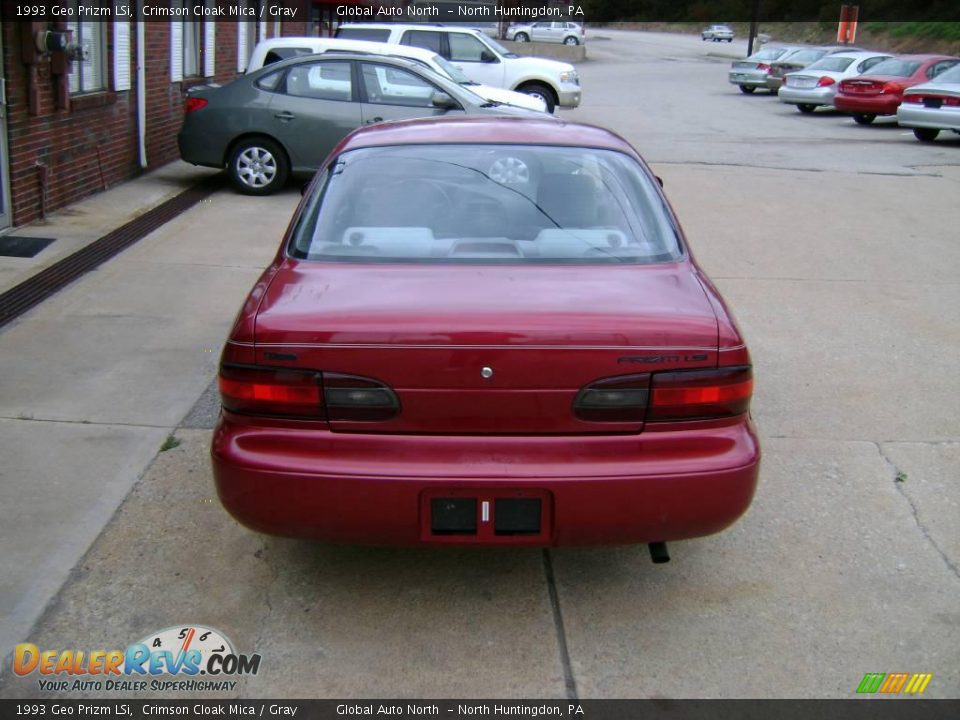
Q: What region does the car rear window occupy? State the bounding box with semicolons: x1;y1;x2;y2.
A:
784;49;826;64
335;27;391;42
868;59;922;77
750;47;788;62
806;56;855;72
931;64;960;84
290;145;682;264
263;47;312;66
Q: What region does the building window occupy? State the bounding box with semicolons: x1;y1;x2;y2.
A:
183;16;201;78
66;2;107;94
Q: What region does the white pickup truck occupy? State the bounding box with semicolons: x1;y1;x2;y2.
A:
335;23;582;112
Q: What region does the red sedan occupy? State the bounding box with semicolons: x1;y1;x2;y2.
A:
211;117;760;559
834;54;960;124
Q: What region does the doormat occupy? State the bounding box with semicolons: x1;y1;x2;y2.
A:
0;236;56;258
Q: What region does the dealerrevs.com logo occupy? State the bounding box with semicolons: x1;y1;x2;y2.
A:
14;625;261;693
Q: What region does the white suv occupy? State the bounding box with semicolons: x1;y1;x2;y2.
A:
335;23;581;112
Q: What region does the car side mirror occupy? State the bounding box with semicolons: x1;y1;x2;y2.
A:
480;50;497;63
431;91;459;110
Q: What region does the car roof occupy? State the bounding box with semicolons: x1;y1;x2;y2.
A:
253;36;437;62
253;52;431;74
339;23;483;35
337;117;638;156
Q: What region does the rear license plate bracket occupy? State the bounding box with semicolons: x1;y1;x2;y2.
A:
421;488;553;543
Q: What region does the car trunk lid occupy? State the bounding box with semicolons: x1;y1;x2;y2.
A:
252;262;720;434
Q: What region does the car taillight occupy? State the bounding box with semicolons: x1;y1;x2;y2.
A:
647;366;753;422
185;97;208;113
902;95;923;104
757;63;771;72
573;374;650;423
882;82;903;94
817;76;836;87
323;373;400;422
219;365;322;417
947;97;960;106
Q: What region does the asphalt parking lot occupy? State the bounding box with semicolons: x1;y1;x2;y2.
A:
1;30;958;699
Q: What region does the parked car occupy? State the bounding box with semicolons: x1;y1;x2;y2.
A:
778;51;892;113
246;37;548;113
212;116;760;550
335;23;581;112
897;63;960;141
178;54;545;195
506;21;585;46
728;46;798;94
765;46;862;91
702;25;735;42
834;54;960;125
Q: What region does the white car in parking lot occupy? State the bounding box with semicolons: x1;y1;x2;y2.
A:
506;21;585;46
897;63;960;141
335;23;581;112
246;37;548;113
702;25;735;42
779;51;892;113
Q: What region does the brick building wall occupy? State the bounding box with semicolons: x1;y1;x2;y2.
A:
3;16;309;228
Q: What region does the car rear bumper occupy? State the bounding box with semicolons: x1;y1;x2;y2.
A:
211;414;760;546
778;86;837;105
728;70;769;87
834;93;900;116
896;104;960;131
178;129;225;168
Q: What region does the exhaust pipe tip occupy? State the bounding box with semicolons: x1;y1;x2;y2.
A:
648;541;670;564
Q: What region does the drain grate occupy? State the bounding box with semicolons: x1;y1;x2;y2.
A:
0;174;224;330
0;236;56;258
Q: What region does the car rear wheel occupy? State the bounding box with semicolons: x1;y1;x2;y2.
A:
514;32;529;43
229;137;289;195
518;82;556;113
564;36;579;45
853;113;876;125
797;104;816;114
738;85;756;94
913;127;940;142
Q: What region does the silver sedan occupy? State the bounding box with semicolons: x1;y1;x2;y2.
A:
779;52;892;112
897;63;960;141
729;46;798;94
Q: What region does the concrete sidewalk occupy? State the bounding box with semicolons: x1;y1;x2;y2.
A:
0;164;298;662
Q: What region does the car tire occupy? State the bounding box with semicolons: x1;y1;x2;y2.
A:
913;127;940;142
738;85;756;94
518;82;556;113
797;104;816;114
514;32;529;43
853;113;876;125
228;137;289;195
564;36;579;46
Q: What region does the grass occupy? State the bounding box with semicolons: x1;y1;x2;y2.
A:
160;435;182;452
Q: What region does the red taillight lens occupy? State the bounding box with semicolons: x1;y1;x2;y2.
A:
757;63;771;72
219;366;322;417
882;82;903;95
185;97;208;113
574;374;650;423
946;97;960;106
323;373;400;422
817;76;836;87
647;367;753;422
902;95;923;104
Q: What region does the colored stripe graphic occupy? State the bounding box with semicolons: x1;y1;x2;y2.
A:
904;674;933;694
857;673;885;693
880;672;909;693
857;672;933;694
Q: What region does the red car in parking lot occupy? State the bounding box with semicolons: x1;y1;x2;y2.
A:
834;54;960;124
211;117;760;557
